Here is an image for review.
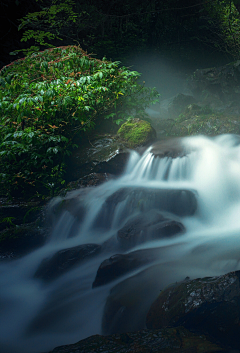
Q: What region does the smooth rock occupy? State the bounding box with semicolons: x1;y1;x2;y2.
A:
93;187;197;230
92;247;162;288
35;244;101;282
117;210;185;248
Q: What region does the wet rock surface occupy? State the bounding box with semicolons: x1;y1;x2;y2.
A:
92;247;161;288
35;244;101;282
150;138;190;158
48;326;225;353
117;210;185;248
93;188;197;231
67;135;129;182
146;270;240;349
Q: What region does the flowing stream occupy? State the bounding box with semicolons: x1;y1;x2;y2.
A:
1;134;240;352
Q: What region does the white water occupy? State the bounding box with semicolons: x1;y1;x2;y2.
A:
1;134;240;352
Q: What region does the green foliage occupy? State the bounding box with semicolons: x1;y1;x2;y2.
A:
0;217;16;228
0;45;159;197
11;0;78;56
203;0;240;59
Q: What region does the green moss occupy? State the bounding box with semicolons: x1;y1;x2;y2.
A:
117;118;156;148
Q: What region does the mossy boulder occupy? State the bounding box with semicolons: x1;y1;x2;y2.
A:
117;118;156;148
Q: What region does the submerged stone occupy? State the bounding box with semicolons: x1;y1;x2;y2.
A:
92;247;162;288
117;210;185;248
93;187;197;231
34;244;101;282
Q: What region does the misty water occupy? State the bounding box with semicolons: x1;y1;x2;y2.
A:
1;134;240;352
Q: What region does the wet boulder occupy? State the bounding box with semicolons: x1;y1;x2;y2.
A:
93;187;197;230
92;247;162;288
34;244;101;282
117;118;156;148
67;135;129;182
47;326;224;353
117;211;185;248
150;138;192;158
146;270;240;349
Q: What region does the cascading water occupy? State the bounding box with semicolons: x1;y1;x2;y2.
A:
1;134;240;353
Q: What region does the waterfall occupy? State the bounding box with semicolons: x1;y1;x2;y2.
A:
1;134;240;353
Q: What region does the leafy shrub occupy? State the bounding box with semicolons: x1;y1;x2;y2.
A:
0;45;159;197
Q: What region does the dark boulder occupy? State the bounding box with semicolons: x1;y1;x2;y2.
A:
146;270;240;349
188;61;240;102
34;244;101;282
93;187;197;230
117;211;185;248
92;247;162;288
47;326;224;353
150;137;194;158
67;135;129;182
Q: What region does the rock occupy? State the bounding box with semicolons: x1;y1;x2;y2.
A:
168;93;196;118
92;247;162;288
47;326;224;353
34;244;101;282
188;61;240;104
117;210;185;248
117;118;156;148
0;222;49;259
65;172;112;192
93;187;197;230
67;135;129;182
150;138;191;158
146;270;240;349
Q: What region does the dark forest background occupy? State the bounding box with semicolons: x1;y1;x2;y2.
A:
2;0;240;70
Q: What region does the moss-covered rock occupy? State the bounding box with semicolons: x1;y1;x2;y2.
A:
156;103;240;138
117;118;156;148
146;271;240;349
